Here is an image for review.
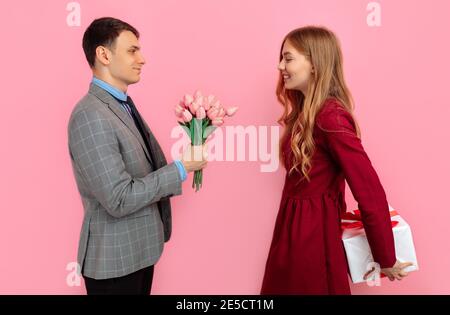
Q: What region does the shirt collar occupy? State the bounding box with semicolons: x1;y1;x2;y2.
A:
91;77;128;102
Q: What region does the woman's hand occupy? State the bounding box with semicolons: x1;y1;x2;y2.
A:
363;260;414;281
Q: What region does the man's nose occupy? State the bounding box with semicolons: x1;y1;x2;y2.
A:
138;53;146;65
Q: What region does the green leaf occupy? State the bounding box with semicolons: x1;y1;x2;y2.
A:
178;123;189;136
192;118;203;145
203;126;217;139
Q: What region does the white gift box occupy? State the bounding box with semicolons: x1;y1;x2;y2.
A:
341;205;419;283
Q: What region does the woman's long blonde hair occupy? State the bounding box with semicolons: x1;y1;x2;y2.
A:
277;26;361;182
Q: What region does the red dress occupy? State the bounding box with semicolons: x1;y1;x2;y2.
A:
261;98;396;295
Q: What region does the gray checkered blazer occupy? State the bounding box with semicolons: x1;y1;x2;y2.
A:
68;83;182;280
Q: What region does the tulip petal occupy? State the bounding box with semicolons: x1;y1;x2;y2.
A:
226;106;239;117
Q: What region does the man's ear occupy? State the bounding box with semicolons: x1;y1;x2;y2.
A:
95;46;112;66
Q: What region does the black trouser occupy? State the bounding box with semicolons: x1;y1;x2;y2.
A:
83;265;154;295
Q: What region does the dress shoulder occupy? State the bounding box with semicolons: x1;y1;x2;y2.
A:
316;99;357;136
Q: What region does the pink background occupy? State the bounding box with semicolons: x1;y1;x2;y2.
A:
0;0;449;294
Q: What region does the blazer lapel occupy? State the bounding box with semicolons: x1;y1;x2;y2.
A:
88;83;154;167
142;119;167;168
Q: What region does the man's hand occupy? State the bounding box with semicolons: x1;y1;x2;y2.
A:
181;144;208;173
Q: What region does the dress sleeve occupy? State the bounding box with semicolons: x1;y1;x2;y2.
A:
317;105;396;268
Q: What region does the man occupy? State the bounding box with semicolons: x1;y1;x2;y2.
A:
67;17;207;295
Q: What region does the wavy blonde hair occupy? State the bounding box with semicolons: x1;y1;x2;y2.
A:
277;26;361;182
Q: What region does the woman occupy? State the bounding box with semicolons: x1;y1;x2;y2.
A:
261;26;413;295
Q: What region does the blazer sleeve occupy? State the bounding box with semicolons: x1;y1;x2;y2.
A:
317;105;396;268
68;108;182;219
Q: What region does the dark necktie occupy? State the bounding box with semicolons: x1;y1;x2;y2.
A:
122;97;171;236
123;96;158;168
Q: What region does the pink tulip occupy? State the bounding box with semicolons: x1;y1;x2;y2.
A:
211;100;221;109
189;99;201;115
226;106;239;117
195;95;204;105
174;104;184;117
194;90;203;99
207;107;219;120
207;95;216;104
179;100;187;108
203;97;211;111
203;95;215;111
211;118;224;126
217;107;226;118
184;94;194;106
196;106;206;119
182;109;193;122
177;91;238;127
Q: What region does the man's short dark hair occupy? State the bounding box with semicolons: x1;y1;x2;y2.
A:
82;17;140;68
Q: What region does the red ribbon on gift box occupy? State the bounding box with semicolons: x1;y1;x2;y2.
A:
341;209;399;230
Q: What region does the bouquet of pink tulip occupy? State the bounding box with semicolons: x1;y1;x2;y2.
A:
175;90;238;191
